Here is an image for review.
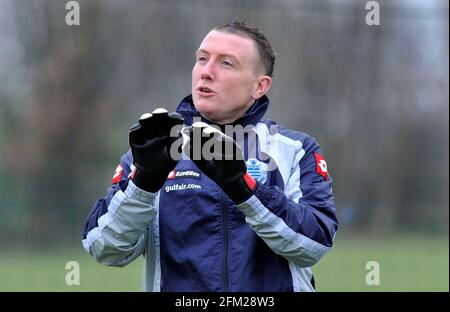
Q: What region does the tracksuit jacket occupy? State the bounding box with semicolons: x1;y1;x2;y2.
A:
82;94;339;292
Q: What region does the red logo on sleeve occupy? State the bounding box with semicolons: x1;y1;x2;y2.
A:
314;152;329;181
167;170;176;180
112;164;123;184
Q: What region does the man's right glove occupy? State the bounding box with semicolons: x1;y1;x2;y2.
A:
129;108;184;192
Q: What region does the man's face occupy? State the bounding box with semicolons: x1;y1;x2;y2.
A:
192;30;262;124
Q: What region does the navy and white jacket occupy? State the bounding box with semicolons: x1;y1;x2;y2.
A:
82;95;339;292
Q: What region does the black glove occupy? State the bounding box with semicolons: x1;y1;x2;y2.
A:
183;122;256;204
129;108;184;192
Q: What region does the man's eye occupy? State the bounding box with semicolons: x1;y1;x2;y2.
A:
197;56;207;62
222;60;233;67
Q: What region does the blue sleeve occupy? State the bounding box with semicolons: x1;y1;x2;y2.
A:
237;136;338;267
255;138;338;247
81;149;157;267
82;150;133;240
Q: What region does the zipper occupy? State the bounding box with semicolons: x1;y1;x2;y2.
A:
221;191;229;291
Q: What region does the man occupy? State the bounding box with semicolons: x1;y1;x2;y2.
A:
82;21;338;292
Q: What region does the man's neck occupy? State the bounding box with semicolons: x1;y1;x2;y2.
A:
206;99;257;126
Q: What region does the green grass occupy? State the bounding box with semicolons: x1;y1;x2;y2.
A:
314;234;449;291
0;247;144;291
0;234;448;291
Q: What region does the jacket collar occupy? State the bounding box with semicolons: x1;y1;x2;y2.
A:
176;94;270;128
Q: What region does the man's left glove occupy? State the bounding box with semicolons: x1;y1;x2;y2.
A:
183;122;256;204
129;108;184;192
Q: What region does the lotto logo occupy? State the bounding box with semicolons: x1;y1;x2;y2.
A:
314;152;329;181
167;170;201;180
112;164;123;184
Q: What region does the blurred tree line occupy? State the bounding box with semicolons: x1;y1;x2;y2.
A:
0;0;448;247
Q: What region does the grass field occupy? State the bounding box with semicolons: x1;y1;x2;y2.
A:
313;234;449;291
0;234;448;292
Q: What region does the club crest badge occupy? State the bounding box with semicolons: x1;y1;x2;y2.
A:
246;158;268;184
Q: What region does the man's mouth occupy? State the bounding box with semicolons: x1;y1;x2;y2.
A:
197;86;216;96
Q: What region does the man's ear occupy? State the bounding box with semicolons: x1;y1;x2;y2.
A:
252;75;272;99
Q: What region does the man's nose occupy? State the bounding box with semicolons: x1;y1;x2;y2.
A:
200;62;215;81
